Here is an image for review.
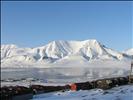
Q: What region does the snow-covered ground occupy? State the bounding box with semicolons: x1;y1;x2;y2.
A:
32;85;133;100
1;80;66;87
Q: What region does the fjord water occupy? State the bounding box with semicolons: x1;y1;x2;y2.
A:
1;67;129;83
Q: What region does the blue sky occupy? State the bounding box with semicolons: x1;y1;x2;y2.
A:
1;1;133;51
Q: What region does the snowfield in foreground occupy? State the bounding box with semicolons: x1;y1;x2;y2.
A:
32;85;133;100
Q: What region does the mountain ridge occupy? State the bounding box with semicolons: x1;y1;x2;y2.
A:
1;39;133;68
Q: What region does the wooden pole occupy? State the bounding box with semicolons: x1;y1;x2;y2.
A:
129;61;133;83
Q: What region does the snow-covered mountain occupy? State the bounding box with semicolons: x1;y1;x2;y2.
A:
1;39;133;68
124;48;133;56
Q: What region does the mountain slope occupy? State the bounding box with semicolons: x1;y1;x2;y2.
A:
1;39;132;68
124;48;133;56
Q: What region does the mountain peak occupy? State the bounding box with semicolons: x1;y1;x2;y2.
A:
1;39;132;67
83;39;98;42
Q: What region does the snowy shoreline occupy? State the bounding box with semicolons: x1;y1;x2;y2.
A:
32;85;133;100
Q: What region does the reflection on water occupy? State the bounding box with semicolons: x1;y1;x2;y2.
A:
1;67;129;83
